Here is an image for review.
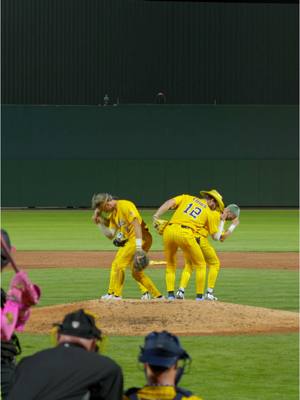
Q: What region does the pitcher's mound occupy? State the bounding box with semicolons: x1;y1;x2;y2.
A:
25;300;299;336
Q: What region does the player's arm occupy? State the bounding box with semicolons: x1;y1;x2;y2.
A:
92;205;116;239
95;214;116;240
92;208;110;226
220;217;240;241
132;218;143;250
97;223;116;240
211;209;229;241
153;198;176;219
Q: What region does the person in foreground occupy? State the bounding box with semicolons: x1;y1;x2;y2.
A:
124;330;203;400
1;229;41;399
8;309;123;400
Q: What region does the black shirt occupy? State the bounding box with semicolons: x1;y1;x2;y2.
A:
8;342;123;400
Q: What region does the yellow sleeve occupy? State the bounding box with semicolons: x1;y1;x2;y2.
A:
207;210;220;236
173;194;185;207
124;201;141;224
109;218;117;230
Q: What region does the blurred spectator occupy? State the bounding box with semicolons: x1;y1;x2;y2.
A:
155;92;166;104
8;309;123;400
1;229;41;399
124;330;202;400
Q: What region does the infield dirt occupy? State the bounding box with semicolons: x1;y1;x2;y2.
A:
25;299;299;336
15;250;298;269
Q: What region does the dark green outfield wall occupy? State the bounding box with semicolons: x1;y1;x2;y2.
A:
2;105;298;207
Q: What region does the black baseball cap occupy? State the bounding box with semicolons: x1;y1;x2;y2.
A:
56;309;102;340
139;331;190;368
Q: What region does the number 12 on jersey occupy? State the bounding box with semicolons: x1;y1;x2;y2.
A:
183;203;203;219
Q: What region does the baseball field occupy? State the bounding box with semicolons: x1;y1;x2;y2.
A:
1;209;299;400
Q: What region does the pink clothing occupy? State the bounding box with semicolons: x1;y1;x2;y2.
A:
1;271;41;341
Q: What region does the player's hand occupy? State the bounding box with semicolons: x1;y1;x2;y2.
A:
220;209;229;221
92;209;100;224
92;209;107;225
232;217;240;226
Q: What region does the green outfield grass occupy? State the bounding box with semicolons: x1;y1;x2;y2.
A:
2;266;299;311
1;209;299;399
16;332;299;400
1;209;299;251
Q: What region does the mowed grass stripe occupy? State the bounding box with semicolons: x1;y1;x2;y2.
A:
17;332;299;400
2;267;298;311
1;209;298;251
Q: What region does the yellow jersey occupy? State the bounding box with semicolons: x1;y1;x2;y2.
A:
109;200;142;240
197;209;221;238
170;195;219;235
124;385;202;400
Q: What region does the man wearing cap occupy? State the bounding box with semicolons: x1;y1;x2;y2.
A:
8;309;123;400
153;190;224;300
1;230;41;399
124;330;202;400
176;203;240;301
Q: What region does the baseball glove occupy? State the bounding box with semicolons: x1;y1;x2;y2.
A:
153;218;169;235
133;249;149;272
113;232;128;247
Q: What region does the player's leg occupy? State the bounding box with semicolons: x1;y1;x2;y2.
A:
201;238;220;300
101;256;119;299
163;225;179;299
113;242;136;297
131;268;162;298
132;228;162;298
178;230;206;300
104;263;117;298
176;259;193;299
137;229;154;299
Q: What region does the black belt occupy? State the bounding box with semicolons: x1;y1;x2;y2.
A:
169;223;193;230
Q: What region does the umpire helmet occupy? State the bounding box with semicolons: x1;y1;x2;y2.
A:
55;309;102;340
139;331;190;368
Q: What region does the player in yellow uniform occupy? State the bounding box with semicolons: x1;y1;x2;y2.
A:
153;189;224;300
176;203;240;301
124;330;203;400
92;193;162;300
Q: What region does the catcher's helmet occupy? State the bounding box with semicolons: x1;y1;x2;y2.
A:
139;330;190;368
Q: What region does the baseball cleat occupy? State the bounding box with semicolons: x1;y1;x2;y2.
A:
101;293;113;300
167;295;175;301
141;292;151;300
195;295;204;301
111;295;122;300
205;292;218;301
175;289;185;300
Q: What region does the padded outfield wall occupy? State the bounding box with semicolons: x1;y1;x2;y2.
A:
1;105;298;207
